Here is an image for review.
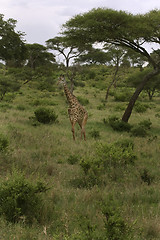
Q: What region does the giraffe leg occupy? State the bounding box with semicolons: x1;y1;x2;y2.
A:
71;121;76;141
79;122;85;140
81;127;86;141
81;115;88;141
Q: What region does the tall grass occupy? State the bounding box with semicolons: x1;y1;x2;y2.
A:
0;73;159;239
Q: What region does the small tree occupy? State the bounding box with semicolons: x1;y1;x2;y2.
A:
26;43;56;69
104;45;127;100
76;47;110;65
46;36;83;67
125;49;147;70
0;14;27;67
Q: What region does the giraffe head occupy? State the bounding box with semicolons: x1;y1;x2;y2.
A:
58;75;66;86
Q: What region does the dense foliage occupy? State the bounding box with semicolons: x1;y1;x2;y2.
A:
0;171;47;223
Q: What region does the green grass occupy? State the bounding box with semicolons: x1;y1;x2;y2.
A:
0;77;159;239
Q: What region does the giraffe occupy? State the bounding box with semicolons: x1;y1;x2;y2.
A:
58;75;88;140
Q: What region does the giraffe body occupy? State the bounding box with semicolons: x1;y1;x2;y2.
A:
58;75;88;140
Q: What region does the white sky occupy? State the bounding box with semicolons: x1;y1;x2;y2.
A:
1;0;160;45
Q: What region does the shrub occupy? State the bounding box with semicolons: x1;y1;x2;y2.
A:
114;91;130;102
134;102;149;113
74;81;85;87
97;140;136;167
37;77;56;92
101;198;132;240
34;107;58;124
79;157;103;187
130;125;147;137
80;158;103;176
97;104;106;110
77;96;89;105
108;116;132;132
79;139;136;187
67;155;79;165
138;119;152;130
114;138;134;150
0;134;9;151
140;169;154;185
89;130;101;139
0;171;48;223
114;104;126;111
130;119;152;137
88;71;96;79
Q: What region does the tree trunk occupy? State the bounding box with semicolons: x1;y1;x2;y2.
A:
122;69;160;122
66;58;69;68
146;88;156;100
105;82;113;101
105;64;119;101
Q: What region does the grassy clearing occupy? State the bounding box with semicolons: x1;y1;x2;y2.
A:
0;75;159;239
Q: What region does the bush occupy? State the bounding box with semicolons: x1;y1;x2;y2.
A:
67;155;79;165
114;91;130;102
114;138;134;150
114;104;126;111
97;140;136;167
0;171;48;223
97;104;106;110
77;96;89;105
37;77;56;92
0;134;9;151
34;107;58;124
140;169;154;185
89;130;101;139
101;198;132;240
79;157;103;187
130;125;147;137
108;116;132;132
74;81;85;87
78;139;136;187
138;119;152;130
130;119;152;137
134;102;149;113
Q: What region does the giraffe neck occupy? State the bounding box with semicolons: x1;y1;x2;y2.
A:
63;83;77;107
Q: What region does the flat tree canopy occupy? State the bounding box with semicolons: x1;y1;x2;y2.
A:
62;8;160;122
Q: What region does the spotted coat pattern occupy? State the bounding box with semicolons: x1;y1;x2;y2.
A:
59;75;88;140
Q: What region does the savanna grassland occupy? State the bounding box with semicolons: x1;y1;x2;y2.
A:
0;65;160;240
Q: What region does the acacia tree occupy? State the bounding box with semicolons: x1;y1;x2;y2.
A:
124;49;147;70
104;46;127;100
62;8;160;122
26;43;56;69
46;36;83;67
76;47;110;64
